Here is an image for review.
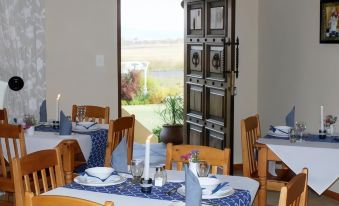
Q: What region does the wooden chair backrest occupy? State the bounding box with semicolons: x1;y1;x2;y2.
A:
278;168;308;206
72;105;110;124
240;114;261;178
165;143;231;175
25;192;114;206
0;124;26;192
104;115;135;166
13;148;65;206
0;108;8;124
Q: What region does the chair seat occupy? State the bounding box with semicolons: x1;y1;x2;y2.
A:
251;168;295;191
0;177;14;192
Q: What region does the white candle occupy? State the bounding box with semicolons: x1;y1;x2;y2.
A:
320;105;324;131
56;94;61;121
144;135;153;180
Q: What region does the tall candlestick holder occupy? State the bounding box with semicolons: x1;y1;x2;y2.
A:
319;129;326;139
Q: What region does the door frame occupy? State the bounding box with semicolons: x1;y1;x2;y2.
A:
117;0;122;117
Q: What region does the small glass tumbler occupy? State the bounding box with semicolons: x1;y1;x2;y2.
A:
289;128;297;143
77;106;86;122
196;160;210;177
130;159;144;184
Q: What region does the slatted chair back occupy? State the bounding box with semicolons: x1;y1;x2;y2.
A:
12;148;65;206
25;192;114;206
0;108;8;124
72;105;110;124
0;124;26;193
165;143;231;175
278;168;308;206
104;115;135;166
240;114;261;178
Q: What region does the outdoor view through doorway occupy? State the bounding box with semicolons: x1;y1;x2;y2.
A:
121;0;184;142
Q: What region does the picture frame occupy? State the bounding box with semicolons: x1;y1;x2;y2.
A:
320;0;339;43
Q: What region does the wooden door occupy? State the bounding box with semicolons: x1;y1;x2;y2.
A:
184;0;237;172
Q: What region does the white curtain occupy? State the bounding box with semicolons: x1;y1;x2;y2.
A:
0;0;46;121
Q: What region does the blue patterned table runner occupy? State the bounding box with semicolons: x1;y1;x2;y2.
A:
264;134;339;143
64;179;252;206
35;125;108;168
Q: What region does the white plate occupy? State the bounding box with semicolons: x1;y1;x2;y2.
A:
74;175;126;187
72;126;100;133
177;185;234;199
267;131;289;138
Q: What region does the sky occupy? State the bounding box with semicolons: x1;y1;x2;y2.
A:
121;0;184;40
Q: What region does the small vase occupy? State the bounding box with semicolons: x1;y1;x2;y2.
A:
26;126;35;136
330;124;335;135
189;161;198;177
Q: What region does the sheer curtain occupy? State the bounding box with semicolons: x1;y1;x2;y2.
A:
0;0;46;121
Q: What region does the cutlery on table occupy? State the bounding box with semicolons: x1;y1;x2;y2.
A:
85;172;115;182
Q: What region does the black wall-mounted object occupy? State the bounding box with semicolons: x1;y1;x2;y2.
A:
8;76;24;91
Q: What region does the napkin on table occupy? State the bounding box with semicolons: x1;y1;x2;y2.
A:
285;106;295;127
59;111;72;135
39;100;47;122
185;165;201;206
111;137;128;173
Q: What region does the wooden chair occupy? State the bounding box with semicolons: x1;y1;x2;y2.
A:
25;192;114;206
72;105;110;124
165;143;231;175
0;124;26;194
12;148;65;206
0;108;8;124
278;168;308;206
240;114;294;191
104;115;135;166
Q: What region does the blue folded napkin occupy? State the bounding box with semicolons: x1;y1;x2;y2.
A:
185;165;201;206
111;137;128;173
39;100;47;122
285;106;295;127
59;111;72;135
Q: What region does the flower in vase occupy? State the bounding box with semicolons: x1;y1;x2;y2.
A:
180;150;200;163
325;115;337;126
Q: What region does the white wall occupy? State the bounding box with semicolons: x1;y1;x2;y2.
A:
233;0;259;164
258;0;339;193
45;0;119;119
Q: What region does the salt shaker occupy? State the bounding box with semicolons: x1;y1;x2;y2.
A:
154;166;165;187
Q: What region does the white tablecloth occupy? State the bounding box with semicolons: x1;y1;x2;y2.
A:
44;170;259;206
258;138;339;194
1;131;92;161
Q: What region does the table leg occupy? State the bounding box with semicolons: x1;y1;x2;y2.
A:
258;146;268;206
60;140;76;184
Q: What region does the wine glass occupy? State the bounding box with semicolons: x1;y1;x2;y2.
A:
196;160;210;177
77;106;86;122
130;159;144;183
295;121;306;142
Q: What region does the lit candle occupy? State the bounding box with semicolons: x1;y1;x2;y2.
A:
144;135;153;180
56;94;61;121
320;105;324;131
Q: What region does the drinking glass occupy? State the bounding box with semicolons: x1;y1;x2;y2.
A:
130;159;144;183
289;128;297;143
77;106;86;122
295;121;306;142
196;160;210;177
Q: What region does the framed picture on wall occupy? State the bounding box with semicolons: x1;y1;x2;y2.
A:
320;0;339;43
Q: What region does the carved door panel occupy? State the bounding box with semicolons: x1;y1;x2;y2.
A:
184;0;236;172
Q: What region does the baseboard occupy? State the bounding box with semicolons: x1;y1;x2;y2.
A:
323;189;339;201
233;163;243;171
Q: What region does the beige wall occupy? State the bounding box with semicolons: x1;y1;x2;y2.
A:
258;0;339;193
45;0;119;119
233;0;259;164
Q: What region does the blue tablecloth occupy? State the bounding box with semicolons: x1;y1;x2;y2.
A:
64;179;251;206
264;133;339;143
35;125;108;168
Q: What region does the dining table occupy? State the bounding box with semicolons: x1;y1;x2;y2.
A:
1;123;109;183
43;170;259;206
256;133;339;206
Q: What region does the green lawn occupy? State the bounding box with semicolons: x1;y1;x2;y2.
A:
122;104;165;132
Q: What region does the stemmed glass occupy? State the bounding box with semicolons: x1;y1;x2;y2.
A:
295;121;306;142
130;159;144;183
77;106;86;122
196;160;210;177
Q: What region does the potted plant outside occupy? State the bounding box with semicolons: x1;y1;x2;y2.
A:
159;96;184;145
